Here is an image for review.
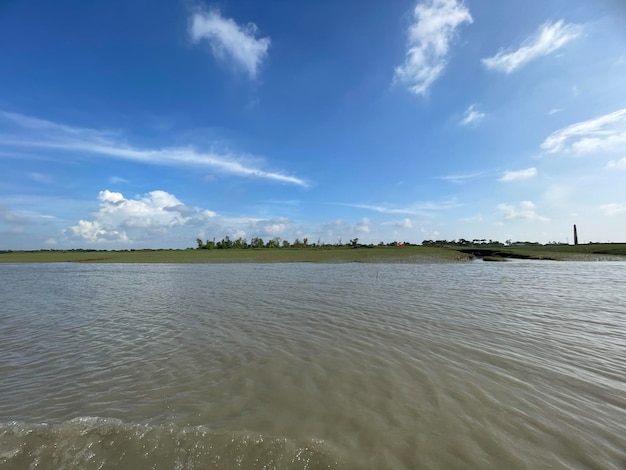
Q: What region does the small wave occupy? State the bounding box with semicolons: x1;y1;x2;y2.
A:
0;417;340;469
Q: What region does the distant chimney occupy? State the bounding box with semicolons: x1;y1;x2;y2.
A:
573;224;578;245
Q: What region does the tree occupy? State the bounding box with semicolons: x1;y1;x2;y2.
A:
349;238;359;247
196;238;204;249
215;236;232;249
282;239;290;248
265;237;280;248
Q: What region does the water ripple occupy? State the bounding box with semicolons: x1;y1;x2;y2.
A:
0;261;625;469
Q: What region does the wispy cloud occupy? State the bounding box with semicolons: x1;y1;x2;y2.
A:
109;176;129;184
499;167;537;182
459;104;486;126
345;199;459;215
0;111;307;186
600;203;626;216
189;8;270;79
388;218;413;229
606;157;626;169
497;200;549;221
29;172;53;183
394;0;473;95
346;203;417;215
0;203;57;234
540;107;626;155
482;20;581;73
438;170;490;183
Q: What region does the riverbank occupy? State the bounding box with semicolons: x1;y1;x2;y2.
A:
1;243;625;263
456;243;626;261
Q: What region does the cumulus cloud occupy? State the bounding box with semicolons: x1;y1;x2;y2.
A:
247;217;290;237
68;190;217;244
499;167;537;182
0;111;306;186
541;107;626;155
497;200;549;221
482;20;581;73
189;9;270;79
394;0;473;95
459;104;485;126
70;220;128;243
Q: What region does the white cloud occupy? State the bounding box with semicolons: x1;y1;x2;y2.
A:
497;200;549;221
257;218;289;236
0;203;56;226
548;108;563;115
0;111;306;186
460;214;483;222
459;104;486;126
346;199;459;215
109;176;129;184
189;9;270;79
499;167;537;182
347;203;416;215
395;218;414;229
606;157;626;169
394;0;473;95
541;107;626;155
29;172;53;183
438;170;489;183
482;20;581;73
356;218;371;233
70;220;128;243
600;203;626;216
68;190;217;243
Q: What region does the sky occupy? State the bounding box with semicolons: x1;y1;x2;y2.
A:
1;0;626;249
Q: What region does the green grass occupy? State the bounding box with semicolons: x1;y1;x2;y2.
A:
2;243;624;264
456;243;626;261
0;246;472;264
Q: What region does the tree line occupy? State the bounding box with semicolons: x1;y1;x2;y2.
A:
196;236;564;250
195;236;419;250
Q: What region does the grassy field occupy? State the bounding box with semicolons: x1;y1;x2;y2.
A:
1;243;624;264
0;246;471;264
456;243;626;261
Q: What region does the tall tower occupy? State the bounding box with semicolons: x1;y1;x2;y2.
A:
573;224;578;245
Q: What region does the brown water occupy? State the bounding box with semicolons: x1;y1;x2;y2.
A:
0;261;625;469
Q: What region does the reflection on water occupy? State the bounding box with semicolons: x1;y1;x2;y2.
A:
1;261;625;469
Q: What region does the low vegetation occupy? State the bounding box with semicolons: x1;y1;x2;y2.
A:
0;245;469;264
1;239;624;263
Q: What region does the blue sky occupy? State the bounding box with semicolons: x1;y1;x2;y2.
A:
1;0;625;249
